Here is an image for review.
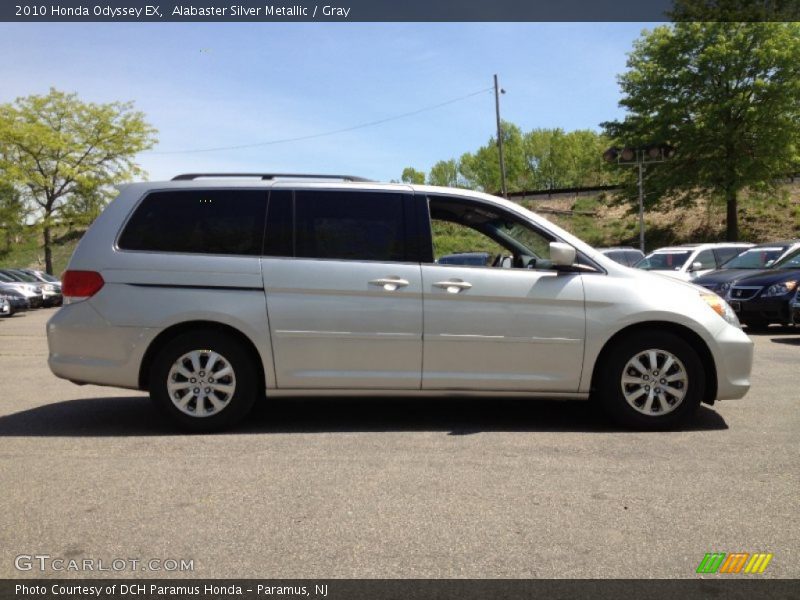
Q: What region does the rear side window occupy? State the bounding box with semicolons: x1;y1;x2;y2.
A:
118;190;267;255
294;190;407;262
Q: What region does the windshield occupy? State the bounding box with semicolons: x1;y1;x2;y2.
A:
773;246;800;269
721;247;786;269
635;251;690;271
8;270;37;282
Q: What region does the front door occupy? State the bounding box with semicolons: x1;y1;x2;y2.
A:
420;195;586;392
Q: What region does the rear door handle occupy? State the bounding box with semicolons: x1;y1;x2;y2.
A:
433;280;473;294
369;277;410;291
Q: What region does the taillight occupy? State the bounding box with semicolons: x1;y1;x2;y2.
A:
61;270;104;298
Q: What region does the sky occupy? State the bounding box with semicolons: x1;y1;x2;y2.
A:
0;22;660;182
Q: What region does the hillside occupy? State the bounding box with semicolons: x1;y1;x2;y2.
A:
2;181;799;275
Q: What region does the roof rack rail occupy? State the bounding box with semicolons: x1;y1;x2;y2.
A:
171;173;374;182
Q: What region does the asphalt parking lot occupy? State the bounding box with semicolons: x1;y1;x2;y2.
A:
0;308;797;579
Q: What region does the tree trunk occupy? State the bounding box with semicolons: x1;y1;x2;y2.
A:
726;188;738;242
43;223;53;275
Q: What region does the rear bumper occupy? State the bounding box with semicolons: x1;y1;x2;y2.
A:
47;301;156;389
710;325;754;400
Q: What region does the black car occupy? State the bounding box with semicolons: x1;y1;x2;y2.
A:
693;240;800;296
725;247;800;327
0;284;30;311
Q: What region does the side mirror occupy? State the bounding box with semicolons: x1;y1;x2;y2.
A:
550;242;576;267
690;261;703;272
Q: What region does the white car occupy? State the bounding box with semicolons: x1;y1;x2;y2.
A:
47;174;753;432
634;243;753;281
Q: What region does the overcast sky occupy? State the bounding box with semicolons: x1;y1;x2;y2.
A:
0;22;659;182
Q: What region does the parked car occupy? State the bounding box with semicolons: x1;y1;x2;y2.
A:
725;246;800;328
20;268;64;304
693;240;800;296
436;252;492;266
634;243;753;281
792;290;800;325
47;173;753;432
0;272;43;308
0;297;12;317
0;285;30;312
597;247;645;267
0;269;62;307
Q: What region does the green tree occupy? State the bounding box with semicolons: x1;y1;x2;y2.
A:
0;89;157;273
427;159;461;187
0;183;27;253
400;167;426;184
603;22;800;240
459;122;528;193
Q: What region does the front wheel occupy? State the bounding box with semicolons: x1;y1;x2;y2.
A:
150;330;259;432
595;331;705;430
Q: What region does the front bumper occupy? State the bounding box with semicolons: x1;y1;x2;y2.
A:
709;324;754;400
729;296;793;325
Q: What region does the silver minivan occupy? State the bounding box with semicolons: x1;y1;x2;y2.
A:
47;174;753;432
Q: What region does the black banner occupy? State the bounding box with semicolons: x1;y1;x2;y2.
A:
2;580;800;600
2;0;799;23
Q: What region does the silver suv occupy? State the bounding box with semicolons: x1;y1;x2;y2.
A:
47;174;753;432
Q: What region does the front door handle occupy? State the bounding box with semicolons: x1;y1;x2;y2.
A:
369;277;410;291
433;280;473;294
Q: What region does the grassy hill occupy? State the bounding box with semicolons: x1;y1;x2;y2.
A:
2;181;799;274
0;227;81;277
525;180;800;251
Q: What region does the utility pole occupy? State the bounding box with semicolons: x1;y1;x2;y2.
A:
494;74;508;199
637;159;645;253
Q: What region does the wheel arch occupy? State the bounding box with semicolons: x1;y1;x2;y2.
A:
590;321;718;405
138;320;266;393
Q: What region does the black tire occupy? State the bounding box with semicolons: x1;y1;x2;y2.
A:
743;319;769;332
595;331;705;430
150;330;260;432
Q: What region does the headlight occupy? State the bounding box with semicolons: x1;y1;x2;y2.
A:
718;281;733;295
762;281;797;297
43;284;55;292
701;293;741;328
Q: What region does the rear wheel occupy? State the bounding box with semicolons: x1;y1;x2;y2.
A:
150;330;259;432
596;331;705;430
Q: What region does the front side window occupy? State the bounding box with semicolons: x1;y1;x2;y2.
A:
118;190;267;255
694;249;717;270
427;195;555;270
294;191;407;262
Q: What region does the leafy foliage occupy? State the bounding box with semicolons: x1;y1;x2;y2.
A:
603;22;800;240
0;88;157;272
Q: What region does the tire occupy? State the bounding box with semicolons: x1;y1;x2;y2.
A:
150;330;259;432
595;331;705;430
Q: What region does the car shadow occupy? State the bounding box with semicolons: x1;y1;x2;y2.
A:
770;336;800;346
0;395;728;437
745;324;797;336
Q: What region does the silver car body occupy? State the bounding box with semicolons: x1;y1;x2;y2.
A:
47;180;753;403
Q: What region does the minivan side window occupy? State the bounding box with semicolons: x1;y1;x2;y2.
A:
118;190;267;255
293;190;407;262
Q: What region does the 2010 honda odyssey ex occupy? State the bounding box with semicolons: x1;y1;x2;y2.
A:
47;174;753;432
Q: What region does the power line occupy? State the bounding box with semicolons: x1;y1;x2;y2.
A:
145;87;494;155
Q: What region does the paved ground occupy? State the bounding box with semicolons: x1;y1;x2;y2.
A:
0;308;797;579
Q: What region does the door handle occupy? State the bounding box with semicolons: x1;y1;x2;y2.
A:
433;280;473;294
369;277;410;291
